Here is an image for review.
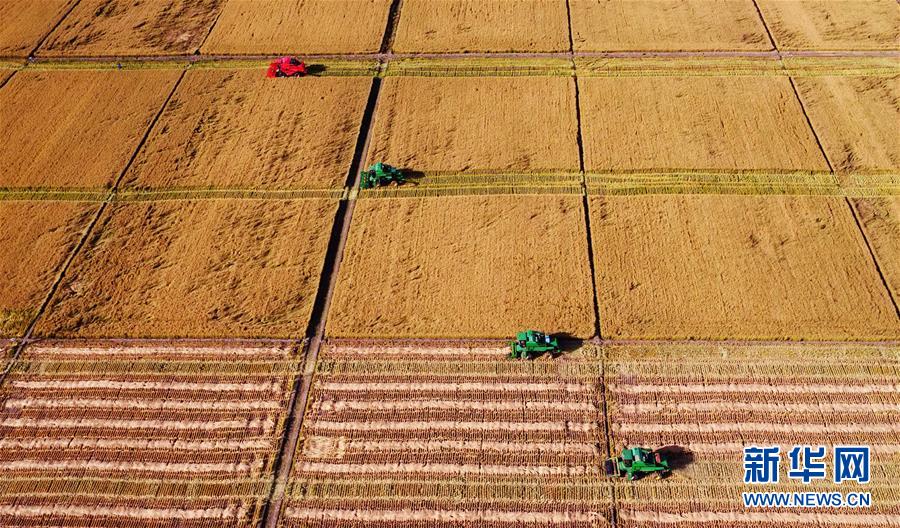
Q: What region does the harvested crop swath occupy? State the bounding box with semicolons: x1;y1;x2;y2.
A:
37;199;337;338
570;0;770;52
0;69;179;188
589;195;900;340
577;57;900;78
386;57;574;77
795;76;900;173
327;195;595;338
280;342;610;527
202;0;391;55
0;342;299;527
606;344;900;527
368;76;579;173
38;0;224;56
852;197;900;302
579;76;829;172
757;0;900;51
586;171;841;196
123;70;370;190
0;0;75;57
393;0;569;53
0;201;97;337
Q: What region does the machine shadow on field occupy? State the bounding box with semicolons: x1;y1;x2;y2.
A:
398;168;427;185
306;64;328;76
657;445;695;471
527;333;583;359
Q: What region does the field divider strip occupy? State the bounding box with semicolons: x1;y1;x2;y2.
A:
846;198;900;319
25;0;83;59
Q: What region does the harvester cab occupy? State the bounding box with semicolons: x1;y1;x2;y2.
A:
509;330;560;359
359;162;406;189
267;56;307;78
604;447;671;480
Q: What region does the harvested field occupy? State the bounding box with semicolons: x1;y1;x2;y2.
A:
0;201;97;337
368;76;579;174
123;70;370;190
0;0;75;57
606;344;900;527
202;0;391;55
0;68;14;86
38;0;224;56
280;342;611;528
853;197;900;303
0;69;179;188
393;0;570;53
589;195;900;340
758;0;900;51
0;342;300;527
37;199;337;338
795;76;900;173
570;0;771;52
327;195;595;338
580;76;829;171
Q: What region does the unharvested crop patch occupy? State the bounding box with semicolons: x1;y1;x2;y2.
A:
37;198;337;338
0;69;180;189
570;0;770;52
579;76;829;172
795;76;900;173
280;342;610;527
327;195;595;338
0;342;300;527
0;201;97;337
38;0;224;56
853;197;900;303
123;70;370;190
757;0;900;51
589;195;900;340
368;76;579;174
0;0;75;57
202;0;391;55
393;0;569;53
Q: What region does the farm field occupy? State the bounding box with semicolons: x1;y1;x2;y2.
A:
570;0;771;52
392;0;569;53
279;342;611;528
0;69;180;189
38;0;224;56
579;76;829;172
368;76;579;174
757;0;900;51
0;201;97;337
589;194;900;340
852;197;900;302
0;342;301;527
327;195;595;339
123;70;370;190
37;199;337;339
794;75;900;173
606;344;900;527
0;0;75;57
202;0;391;55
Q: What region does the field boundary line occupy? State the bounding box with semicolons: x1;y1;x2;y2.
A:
750;0;779;51
381;0;405;54
25;0;83;59
196;1;226;54
846;198;900;319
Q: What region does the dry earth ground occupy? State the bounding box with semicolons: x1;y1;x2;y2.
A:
392;0;570;53
853;197;900;303
606;344;900;527
123;70;370;190
0;0;75;57
327;195;595;338
758;0;900;51
795;75;900;173
38;0;224;56
570;0;771;52
590;195;900;340
0;69;180;188
280;343;610;528
202;0;391;55
580;76;829;172
368;77;579;173
0;201;98;337
0;342;301;527
37;199;337;338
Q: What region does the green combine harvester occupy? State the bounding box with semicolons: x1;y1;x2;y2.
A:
360;162;405;189
605;447;671;480
509;330;560;359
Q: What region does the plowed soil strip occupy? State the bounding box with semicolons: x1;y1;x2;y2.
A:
302;438;598;455
617;422;900;434
319;381;593;392
614;382;900;394
617;402;899;413
0;504;247;520
285;508;602;523
622;510;900;525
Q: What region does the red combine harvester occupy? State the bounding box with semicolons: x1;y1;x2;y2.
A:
267;57;307;78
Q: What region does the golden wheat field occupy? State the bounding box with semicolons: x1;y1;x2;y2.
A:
0;69;179;188
852;197;900;301
570;0;771;51
123;70;370;190
758;0;900;50
0;0;75;56
37;199;337;338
